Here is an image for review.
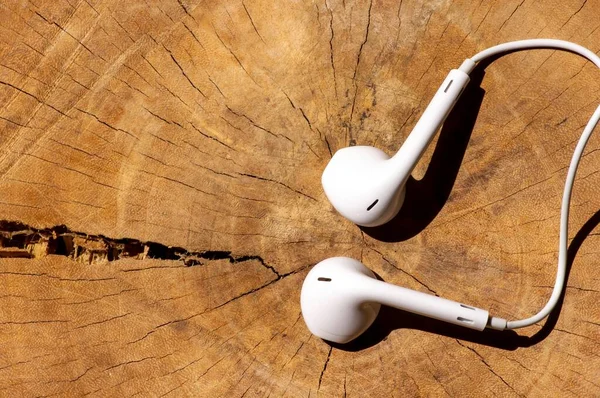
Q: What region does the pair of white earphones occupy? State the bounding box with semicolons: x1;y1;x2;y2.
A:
300;39;600;344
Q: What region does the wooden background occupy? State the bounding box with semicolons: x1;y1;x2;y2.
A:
1;0;599;396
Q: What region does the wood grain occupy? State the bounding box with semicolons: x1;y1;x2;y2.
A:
1;0;599;396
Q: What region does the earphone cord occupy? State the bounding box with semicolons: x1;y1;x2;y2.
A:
460;39;600;330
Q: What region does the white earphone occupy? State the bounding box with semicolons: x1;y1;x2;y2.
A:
302;39;600;344
322;67;471;227
301;257;491;343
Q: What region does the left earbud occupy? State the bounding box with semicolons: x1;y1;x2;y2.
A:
300;257;496;344
322;66;473;227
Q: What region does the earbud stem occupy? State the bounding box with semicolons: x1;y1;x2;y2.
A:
390;68;471;185
364;277;489;331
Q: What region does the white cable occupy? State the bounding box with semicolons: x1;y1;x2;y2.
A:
504;104;600;329
462;39;600;330
470;39;600;68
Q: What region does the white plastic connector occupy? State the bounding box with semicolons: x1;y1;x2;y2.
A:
487;316;508;331
458;58;476;74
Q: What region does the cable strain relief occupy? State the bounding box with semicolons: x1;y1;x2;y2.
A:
459;59;476;74
487;316;508;330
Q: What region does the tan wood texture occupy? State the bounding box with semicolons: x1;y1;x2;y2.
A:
1;0;600;396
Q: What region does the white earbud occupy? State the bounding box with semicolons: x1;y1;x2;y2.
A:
322;67;472;227
301;257;493;343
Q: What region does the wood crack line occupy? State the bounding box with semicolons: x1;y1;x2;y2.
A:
350;0;373;124
368;246;438;295
455;339;524;397
317;346;332;390
125;264;310;346
0;220;282;276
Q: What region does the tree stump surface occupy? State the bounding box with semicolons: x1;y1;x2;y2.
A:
1;0;599;396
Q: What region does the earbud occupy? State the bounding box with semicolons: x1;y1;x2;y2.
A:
300;257;494;343
322;66;472;226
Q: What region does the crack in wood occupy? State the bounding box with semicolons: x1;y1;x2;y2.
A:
0;220;280;273
324;0;337;98
164;46;207;98
0;79;71;120
242;1;265;44
349;0;373;129
225;105;293;143
239;173;317;201
368;246;438;296
559;0;588;31
34;11;108;62
455;339;524;397
317;346;332;391
498;0;526;32
75;107;139;140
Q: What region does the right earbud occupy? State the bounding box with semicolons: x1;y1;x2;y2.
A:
301;257;502;344
322;65;473;227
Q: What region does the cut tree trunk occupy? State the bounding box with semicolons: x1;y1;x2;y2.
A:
1;0;599;396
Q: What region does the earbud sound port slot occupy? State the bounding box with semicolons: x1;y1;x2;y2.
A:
366;199;379;211
444;79;454;93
